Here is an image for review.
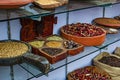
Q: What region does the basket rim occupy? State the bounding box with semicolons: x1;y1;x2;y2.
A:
93;17;120;27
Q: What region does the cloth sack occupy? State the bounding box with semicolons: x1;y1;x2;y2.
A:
93;52;120;80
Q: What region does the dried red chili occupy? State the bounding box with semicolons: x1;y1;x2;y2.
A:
63;23;105;37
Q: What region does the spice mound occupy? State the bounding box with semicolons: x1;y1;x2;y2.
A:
46;35;63;41
62;23;105;37
67;66;111;80
99;56;120;67
0;41;28;58
45;41;62;48
41;48;63;56
29;40;45;48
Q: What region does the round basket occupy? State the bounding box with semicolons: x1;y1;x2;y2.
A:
0;40;31;66
93;18;120;28
60;26;106;46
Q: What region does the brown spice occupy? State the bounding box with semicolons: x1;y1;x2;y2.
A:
42;48;63;56
99;56;120;67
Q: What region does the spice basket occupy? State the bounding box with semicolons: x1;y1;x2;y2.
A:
60;25;106;46
0;40;31;66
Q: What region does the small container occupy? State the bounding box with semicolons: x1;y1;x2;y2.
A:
63;40;84;55
39;47;67;64
28;39;45;55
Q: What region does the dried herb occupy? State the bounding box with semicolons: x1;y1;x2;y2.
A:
42;48;63;56
99;56;120;67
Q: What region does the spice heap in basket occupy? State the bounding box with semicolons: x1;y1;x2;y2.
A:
0;41;28;58
0;40;50;74
61;23;106;46
0;40;30;65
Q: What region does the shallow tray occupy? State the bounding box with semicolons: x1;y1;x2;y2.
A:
93;18;120;28
39;47;67;64
0;40;31;66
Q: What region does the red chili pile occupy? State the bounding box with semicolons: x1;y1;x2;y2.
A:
63;23;105;37
69;66;111;80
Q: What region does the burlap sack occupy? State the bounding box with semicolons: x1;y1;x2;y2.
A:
114;47;120;56
93;52;120;80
